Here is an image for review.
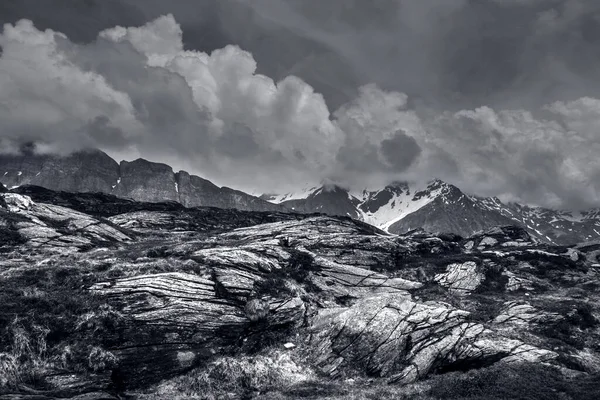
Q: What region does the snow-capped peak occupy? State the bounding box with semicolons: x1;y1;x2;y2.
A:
357;180;450;231
263;179;457;232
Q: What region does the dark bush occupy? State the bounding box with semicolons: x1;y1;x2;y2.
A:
535;301;598;350
464;295;505;323
146;246;170;258
0;227;27;250
566;303;598;329
286;249;319;283
253;277;295;298
474;263;509;293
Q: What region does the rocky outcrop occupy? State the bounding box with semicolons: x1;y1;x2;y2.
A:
0;193;130;252
314;309;557;386
434;261;484;295
1;189;599;398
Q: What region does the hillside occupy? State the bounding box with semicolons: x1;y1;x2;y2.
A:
0;187;599;399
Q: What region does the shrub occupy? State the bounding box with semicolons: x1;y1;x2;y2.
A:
0;317;52;391
253;277;296;299
473;262;509;293
87;346;118;372
534;301;598;350
286;250;319;283
0;228;27;251
245;299;270;322
252;250;319;300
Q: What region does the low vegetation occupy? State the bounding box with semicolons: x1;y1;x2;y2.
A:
137;359;600;400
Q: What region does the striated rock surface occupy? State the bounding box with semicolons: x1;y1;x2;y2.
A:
1;189;599;398
0;193;131;252
434;261;484;295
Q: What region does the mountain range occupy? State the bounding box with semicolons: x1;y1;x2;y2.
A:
0;148;283;212
2;148;600;245
263;180;600;245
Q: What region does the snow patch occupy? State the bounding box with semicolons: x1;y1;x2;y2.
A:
266;183;320;203
358;181;443;231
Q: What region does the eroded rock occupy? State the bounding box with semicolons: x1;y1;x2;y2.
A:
434;261;484;295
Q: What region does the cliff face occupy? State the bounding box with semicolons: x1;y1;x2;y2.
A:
113;159;179;203
0;150;283;212
0;150;120;193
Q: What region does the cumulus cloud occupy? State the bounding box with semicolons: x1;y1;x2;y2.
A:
2;14;600;209
0;16;347;190
0;19;142;155
420;104;600;208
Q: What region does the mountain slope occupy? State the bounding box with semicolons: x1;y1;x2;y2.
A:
0;149;283;212
267;179;600;244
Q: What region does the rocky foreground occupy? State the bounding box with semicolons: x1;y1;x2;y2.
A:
0;187;599;399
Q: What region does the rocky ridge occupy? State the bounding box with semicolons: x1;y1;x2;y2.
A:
0;150;282;212
0;189;599;398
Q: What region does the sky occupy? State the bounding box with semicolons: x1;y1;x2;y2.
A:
1;0;600;208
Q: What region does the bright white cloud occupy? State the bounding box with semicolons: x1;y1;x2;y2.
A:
0;19;142;154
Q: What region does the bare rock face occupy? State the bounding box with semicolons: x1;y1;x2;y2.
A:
434;261;484;295
0;193;130;252
1;189;600;398
0;150;119;193
312;294;474;379
113;159;179;203
175;170;223;207
89;272;306;387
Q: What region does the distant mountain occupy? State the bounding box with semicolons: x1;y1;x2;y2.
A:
265;179;600;245
4;149;600;244
262;184;362;219
0;149;283;212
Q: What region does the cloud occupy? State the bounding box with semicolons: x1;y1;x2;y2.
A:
0;16;345;190
0;19;142;155
2;15;600;209
420;104;600;208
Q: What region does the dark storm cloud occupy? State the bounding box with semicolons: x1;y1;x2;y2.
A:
221;0;600;110
4;0;600;110
380;131;422;172
3;2;600;208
